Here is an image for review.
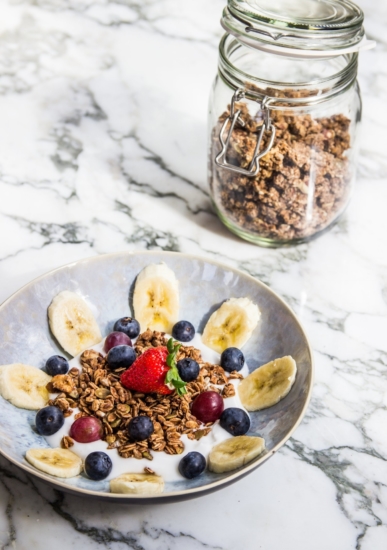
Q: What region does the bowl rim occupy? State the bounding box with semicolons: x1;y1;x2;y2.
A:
0;250;314;500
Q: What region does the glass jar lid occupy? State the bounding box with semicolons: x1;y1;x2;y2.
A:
221;0;375;58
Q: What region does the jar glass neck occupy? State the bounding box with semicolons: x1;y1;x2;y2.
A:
218;34;358;106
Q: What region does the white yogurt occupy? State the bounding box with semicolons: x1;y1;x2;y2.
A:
46;335;249;482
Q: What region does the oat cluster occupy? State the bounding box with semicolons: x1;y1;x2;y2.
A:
210;100;352;241
47;331;242;460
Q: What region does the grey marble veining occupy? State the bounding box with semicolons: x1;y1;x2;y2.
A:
0;0;387;548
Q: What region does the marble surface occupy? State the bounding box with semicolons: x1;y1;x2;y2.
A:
0;0;386;548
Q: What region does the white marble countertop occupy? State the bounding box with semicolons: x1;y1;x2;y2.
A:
0;0;386;548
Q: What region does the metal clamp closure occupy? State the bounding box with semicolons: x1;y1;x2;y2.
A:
215;89;276;177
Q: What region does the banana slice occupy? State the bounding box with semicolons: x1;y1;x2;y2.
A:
110;473;164;495
133;263;179;333
238;356;297;411
0;364;51;410
26;448;83;478
208;436;265;473
48;290;102;357
202;297;260;353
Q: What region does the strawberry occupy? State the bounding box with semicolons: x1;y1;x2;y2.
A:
120;339;187;396
120;347;172;395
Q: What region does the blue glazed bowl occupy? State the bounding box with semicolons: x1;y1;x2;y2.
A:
0;251;313;502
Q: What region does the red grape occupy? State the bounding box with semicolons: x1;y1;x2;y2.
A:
191;391;224;423
104;331;132;353
70;417;103;443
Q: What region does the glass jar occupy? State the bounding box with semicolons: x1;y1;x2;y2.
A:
208;0;374;247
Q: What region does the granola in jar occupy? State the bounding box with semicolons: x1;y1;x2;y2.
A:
208;0;369;246
210;98;352;243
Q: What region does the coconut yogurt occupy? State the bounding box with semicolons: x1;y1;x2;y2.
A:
45;334;250;482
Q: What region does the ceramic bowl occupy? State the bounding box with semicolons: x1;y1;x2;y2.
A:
0;251;313;502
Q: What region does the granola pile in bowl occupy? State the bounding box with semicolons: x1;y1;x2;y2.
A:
0;251;313;502
48;332;243;462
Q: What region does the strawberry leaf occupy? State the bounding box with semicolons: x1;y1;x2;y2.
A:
165;338;187;396
173;381;187;396
165;369;174;383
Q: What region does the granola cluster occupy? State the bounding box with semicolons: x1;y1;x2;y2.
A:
47;331;242;460
210;100;352;241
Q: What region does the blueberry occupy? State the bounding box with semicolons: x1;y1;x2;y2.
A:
220;347;245;373
127;416;154;441
45;355;69;376
219;408;250;436
179;452;206;479
177;358;200;382
172;321;195;342
84;451;112;481
114;317;140;339
35;406;65;436
107;345;136;371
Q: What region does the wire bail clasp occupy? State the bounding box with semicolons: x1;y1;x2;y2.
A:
215;89;276;177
